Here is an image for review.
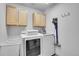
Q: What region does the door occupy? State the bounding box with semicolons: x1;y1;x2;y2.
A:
6;5;18;25
33;12;41;26
40;14;46;26
33;12;46;27
18;9;27;26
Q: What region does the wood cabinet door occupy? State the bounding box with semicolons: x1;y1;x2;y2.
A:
33;12;46;27
40;14;46;26
6;5;18;25
18;9;27;26
33;12;41;26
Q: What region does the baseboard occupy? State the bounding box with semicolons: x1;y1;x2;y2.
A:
51;54;59;56
51;54;56;56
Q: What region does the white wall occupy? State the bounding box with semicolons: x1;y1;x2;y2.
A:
45;3;79;56
0;3;7;42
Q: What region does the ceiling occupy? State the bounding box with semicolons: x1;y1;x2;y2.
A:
17;3;57;12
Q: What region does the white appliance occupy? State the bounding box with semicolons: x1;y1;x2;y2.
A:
21;30;43;56
21;30;39;35
41;34;55;56
0;39;22;56
21;30;55;56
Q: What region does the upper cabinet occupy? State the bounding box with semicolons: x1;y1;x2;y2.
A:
33;12;46;27
6;5;18;25
18;9;28;26
33;12;41;26
6;5;28;26
40;14;46;26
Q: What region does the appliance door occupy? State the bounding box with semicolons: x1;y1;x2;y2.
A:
26;38;40;56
